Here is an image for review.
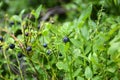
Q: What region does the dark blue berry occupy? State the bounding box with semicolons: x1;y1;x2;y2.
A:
63;37;69;43
17;52;23;58
9;22;15;26
0;45;2;50
59;52;62;56
47;50;51;55
0;36;3;42
9;44;15;49
25;32;29;36
43;43;47;48
38;25;40;29
26;46;32;51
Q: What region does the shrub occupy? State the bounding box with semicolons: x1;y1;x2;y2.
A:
0;3;120;80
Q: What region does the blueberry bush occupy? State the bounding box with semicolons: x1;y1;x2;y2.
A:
0;0;120;80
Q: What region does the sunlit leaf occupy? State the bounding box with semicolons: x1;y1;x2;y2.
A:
35;5;42;19
85;66;93;79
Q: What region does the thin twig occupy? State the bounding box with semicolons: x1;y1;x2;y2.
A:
28;58;40;80
0;28;26;53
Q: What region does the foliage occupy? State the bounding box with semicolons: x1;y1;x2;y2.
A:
0;0;120;80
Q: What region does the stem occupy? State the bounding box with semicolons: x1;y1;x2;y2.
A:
29;58;40;80
38;55;49;79
0;75;7;80
96;5;104;27
65;45;73;80
0;28;25;53
40;52;56;79
14;52;24;80
69;63;73;80
69;55;73;80
2;48;12;78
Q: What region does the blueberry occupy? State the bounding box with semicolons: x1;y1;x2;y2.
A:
9;44;15;49
0;36;3;42
25;32;29;36
9;22;15;26
63;37;69;43
38;25;40;29
26;46;32;51
47;50;51;55
17;52;23;58
0;45;2;50
59;52;62;56
43;43;47;48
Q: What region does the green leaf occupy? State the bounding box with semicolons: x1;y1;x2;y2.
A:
73;49;81;59
19;9;25;19
89;52;98;64
85;66;93;79
11;15;21;22
58;44;65;56
81;26;89;40
56;62;64;70
85;43;91;55
92;76;101;80
78;4;92;28
107;67;116;73
112;76;119;80
73;68;82;77
6;37;14;43
70;38;81;48
35;5;42;19
64;43;70;53
108;42;120;57
56;61;68;71
108;24;120;37
59;22;72;36
77;76;84;80
0;2;3;7
114;0;118;6
42;29;49;36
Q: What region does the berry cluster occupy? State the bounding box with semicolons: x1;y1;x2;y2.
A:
0;28;70;57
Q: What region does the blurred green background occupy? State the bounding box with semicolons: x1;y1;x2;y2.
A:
0;0;120;21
